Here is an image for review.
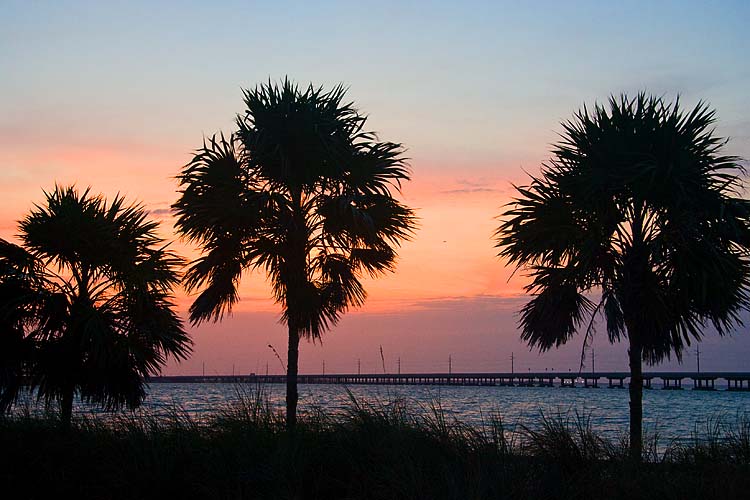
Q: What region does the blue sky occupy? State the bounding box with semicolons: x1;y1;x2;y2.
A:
4;0;748;168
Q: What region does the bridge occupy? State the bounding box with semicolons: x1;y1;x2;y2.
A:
150;371;750;391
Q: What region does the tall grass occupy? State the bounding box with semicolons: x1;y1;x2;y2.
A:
1;385;749;500
665;413;750;464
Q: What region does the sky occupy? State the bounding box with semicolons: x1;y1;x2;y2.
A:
2;0;750;375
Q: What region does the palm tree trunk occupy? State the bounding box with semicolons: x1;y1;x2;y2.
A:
285;187;305;432
628;337;643;461
286;324;300;431
60;388;74;430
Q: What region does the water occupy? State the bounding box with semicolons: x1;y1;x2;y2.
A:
138;382;750;441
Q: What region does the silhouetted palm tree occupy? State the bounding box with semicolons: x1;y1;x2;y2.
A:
496;94;750;460
0;186;191;427
173;80;415;430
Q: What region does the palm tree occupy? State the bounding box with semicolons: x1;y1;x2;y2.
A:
0;186;191;427
496;94;750;460
173;80;416;430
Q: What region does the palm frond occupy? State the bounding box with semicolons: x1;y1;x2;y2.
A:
520;270;595;351
177;79;416;343
497;93;750;362
0;186;190;415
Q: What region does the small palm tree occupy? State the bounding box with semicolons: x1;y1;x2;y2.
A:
0;186;191;427
496;94;750;460
173;79;415;430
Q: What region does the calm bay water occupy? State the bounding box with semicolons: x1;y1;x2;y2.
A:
138;382;750;441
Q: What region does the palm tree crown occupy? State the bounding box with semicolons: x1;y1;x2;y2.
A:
0;186;191;423
496;93;750;458
173;80;415;428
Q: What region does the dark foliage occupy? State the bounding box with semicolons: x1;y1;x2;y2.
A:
496;94;750;458
173;79;415;427
0;186;191;420
173;80;415;334
497;94;750;361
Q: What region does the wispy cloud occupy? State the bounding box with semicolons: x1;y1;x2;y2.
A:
147;202;176;221
440;178;508;196
406;294;528;312
149;207;173;216
441;186;500;194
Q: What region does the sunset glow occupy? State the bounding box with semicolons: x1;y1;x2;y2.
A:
3;0;749;375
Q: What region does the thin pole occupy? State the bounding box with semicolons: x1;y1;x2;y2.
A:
398;357;401;375
323;360;326;376
265;362;269;376
449;355;452;375
202;362;205;377
696;345;701;373
358;358;361;375
511;353;514;374
592;349;595;375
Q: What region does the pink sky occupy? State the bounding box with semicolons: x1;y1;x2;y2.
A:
3;0;749;374
0;135;539;373
3;129;749;376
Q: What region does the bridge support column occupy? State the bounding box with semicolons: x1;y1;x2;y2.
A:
663;378;683;390
583;377;599;388
727;378;749;391
608;377;624;388
693;378;715;390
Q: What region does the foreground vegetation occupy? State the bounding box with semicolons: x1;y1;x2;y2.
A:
3;389;749;500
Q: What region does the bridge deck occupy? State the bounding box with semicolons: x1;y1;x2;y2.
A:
149;372;750;390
